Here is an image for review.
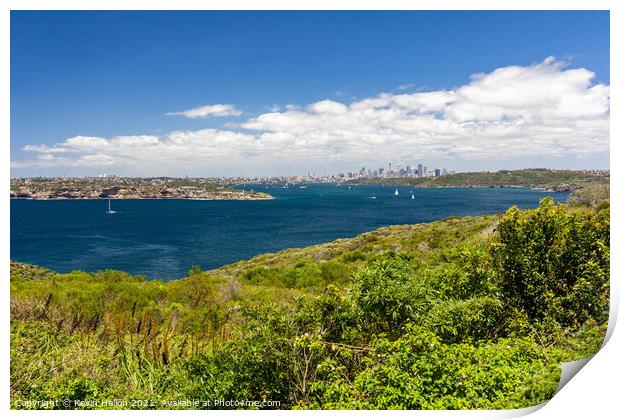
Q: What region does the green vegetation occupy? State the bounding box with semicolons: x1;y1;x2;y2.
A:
349;168;609;192
567;183;611;208
10;191;610;409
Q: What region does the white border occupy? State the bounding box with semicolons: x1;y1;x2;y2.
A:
2;2;616;419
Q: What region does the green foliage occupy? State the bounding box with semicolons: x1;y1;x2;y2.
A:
182;306;294;405
302;327;559;409
567;183;610;208
435;243;499;300
188;264;202;276
423;297;507;343
492;198;609;328
352;257;436;336
240;260;352;289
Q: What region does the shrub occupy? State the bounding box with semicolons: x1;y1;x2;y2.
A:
492;197;609;327
303;326;558;409
351;257;437;337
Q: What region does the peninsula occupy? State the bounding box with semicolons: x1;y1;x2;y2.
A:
9;176;273;200
346;168;609;192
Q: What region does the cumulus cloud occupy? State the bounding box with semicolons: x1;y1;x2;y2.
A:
166;104;242;118
14;57;609;175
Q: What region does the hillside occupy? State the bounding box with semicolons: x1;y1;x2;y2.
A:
10;177;272;200
348;168;609;192
10;193;610;409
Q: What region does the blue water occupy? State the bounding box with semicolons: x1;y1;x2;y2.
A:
10;185;568;279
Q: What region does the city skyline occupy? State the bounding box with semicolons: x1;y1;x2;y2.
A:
10;11;610;177
12;165;611;184
9;159;457;181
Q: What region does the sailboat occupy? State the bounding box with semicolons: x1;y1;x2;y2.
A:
394;189;399;196
106;197;116;214
411;193;415;200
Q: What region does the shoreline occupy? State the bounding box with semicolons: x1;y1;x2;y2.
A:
330;182;572;192
9;196;274;201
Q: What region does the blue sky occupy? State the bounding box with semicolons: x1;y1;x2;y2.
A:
11;11;610;177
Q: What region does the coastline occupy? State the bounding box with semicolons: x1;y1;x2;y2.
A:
348;183;571;192
9;195;274;201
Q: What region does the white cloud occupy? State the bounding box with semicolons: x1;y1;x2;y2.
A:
307;100;348;114
166;104;242;118
14;57;609;175
396;83;415;91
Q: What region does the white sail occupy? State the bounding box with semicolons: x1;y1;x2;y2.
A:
107;197;116;214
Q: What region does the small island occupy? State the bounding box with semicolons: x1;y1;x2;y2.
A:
9;176;273;200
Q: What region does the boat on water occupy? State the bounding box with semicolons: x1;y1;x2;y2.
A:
394;189;399;196
369;196;377;199
106;197;116;214
411;193;415;200
299;186;307;189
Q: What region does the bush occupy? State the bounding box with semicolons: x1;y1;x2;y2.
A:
424;297;506;343
351;257;437;337
303;326;559;409
492;197;609;327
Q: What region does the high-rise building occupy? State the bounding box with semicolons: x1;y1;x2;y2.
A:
417;164;423;177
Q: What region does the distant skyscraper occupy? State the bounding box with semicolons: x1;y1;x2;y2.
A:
417;164;423;177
